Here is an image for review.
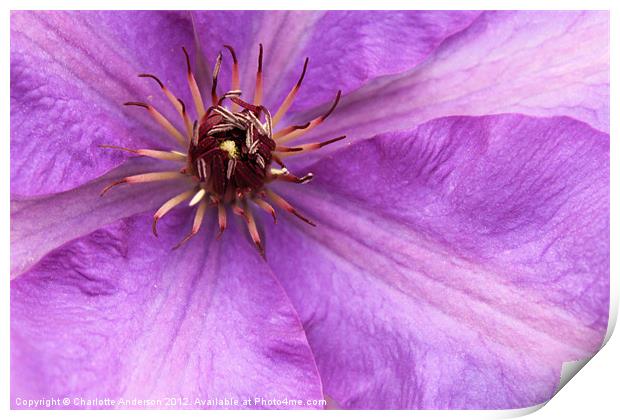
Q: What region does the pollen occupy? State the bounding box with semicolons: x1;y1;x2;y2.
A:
100;44;347;254
218;140;239;159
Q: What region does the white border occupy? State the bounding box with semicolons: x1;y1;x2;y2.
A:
2;1;617;419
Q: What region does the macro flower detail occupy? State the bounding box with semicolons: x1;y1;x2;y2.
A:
101;45;345;252
11;10;609;410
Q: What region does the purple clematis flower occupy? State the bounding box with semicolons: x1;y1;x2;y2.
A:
10;10;609;410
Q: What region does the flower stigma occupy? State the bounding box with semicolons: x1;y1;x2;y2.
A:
101;44;346;254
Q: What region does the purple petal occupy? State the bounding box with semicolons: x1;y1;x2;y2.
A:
263;114;609;408
11;213;322;409
275;11;481;113
11;11;196;196
303;11;609;151
11;158;187;278
192;11;480;111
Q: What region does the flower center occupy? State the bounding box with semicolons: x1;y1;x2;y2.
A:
189;103;276;200
101;44;346;254
217;140;239;159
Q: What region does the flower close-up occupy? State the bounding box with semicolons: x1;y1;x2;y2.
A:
10;10;609;410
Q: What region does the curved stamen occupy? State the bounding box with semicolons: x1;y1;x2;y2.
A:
189;188;207;206
152;189;195;237
100;171;185;197
275;135;347;155
231;200;246;220
253;196;277;223
274;90;342;142
272;122;310;139
224;45;240;111
211;51;223;106
269;169;314;184
173;199;208;249
176;98;194;139
99;145;187;161
217;202;227;238
124;102;187;147
265;189;316;227
253;43;264;105
230;96;261;114
182;47;207;118
243;201;264;255
272;57;309;126
191;120;199;146
259;105;273;138
138;74;192;138
104;42;346;253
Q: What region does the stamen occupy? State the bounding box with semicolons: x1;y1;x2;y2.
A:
182;47;206;118
223;90;243;97
230;96;261;114
253;43;264;105
274;90;342;142
270;122;310;140
217;201;227;238
138;73;192;138
253;196;277;223
124;102;187;147
265;189;316;227
211;51;223;106
191;120;199;146
99;145;187;161
231;201;246;220
272;57;309;126
272;154;287;170
270;167;289;176
207;124;237;135
226;159;237;179
243;201;264;255
224;45;240;111
214;106;241;124
100;171;185;196
196;157;209;180
256;154;266;169
275;135;347;155
246;111;267;136
269;170;314;184
173;200;208;249
104;43;346;254
259;105;273;137
245;124;254;150
152;189;195;237
189;188;206;206
176;98;194;138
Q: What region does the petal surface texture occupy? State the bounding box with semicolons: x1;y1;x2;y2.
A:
303;11;609;151
265;114;609;409
11;213;323;409
11;158;186;278
11;11;195;196
191;11;481;111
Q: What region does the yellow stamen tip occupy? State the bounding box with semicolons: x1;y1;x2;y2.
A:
219;140;239;159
